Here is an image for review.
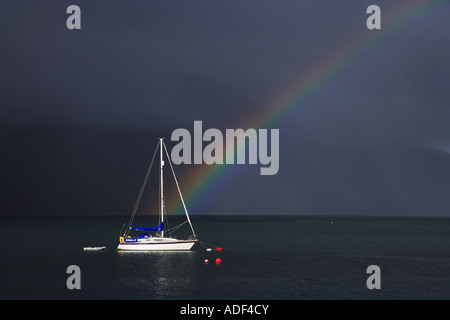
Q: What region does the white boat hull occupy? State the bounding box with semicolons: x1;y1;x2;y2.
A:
117;237;196;251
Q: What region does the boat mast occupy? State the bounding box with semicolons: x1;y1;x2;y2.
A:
159;137;165;238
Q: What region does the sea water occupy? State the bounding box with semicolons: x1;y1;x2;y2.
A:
1;215;449;300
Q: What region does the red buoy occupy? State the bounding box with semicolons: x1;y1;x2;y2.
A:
216;247;223;252
215;258;222;264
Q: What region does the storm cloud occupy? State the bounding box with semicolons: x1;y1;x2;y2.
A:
1;0;449;216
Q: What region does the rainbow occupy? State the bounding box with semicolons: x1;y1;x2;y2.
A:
165;0;449;215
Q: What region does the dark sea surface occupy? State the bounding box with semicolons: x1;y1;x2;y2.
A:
1;215;450;300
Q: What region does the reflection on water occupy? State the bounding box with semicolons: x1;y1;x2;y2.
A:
116;251;196;299
1;216;449;299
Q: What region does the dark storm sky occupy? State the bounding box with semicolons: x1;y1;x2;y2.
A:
1;0;449;216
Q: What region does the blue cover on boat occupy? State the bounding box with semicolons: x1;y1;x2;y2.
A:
131;222;164;232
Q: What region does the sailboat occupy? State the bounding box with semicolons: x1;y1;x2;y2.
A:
117;138;197;251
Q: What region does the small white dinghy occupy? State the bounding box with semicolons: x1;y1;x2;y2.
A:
83;246;107;251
